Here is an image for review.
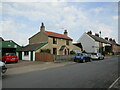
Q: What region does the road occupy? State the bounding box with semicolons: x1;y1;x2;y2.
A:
2;56;119;88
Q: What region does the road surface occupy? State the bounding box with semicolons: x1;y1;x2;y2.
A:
2;56;119;88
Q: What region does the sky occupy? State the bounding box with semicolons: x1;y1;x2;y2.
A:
0;0;118;46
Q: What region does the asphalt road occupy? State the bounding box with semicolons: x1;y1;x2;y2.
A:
2;56;119;88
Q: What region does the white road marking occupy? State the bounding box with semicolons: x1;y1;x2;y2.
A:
108;76;120;89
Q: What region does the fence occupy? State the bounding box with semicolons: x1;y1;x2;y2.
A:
54;55;76;62
35;52;54;62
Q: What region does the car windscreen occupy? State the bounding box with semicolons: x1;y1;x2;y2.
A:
7;54;16;56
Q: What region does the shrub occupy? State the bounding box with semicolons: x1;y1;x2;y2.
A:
70;50;76;55
40;49;51;53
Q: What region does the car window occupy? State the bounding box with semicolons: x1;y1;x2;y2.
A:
91;53;97;55
7;54;16;56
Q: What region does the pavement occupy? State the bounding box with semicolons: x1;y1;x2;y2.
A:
4;55;113;76
5;60;76;75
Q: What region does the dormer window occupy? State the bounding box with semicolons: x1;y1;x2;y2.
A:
53;37;57;44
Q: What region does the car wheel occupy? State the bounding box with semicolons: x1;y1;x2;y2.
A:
83;59;85;63
4;61;7;64
15;61;18;63
89;58;92;62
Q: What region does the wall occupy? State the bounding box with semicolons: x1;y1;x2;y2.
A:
22;51;31;60
29;31;48;44
77;33;96;53
37;37;73;55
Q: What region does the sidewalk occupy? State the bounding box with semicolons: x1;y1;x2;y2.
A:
5;60;76;75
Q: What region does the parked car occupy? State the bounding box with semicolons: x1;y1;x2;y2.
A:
0;61;7;75
2;53;18;63
91;53;104;60
74;53;91;63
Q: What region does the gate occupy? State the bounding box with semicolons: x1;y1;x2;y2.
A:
35;52;54;62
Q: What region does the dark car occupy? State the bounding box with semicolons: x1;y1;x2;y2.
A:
74;53;91;63
2;53;18;63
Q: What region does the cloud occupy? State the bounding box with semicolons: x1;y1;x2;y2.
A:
2;2;118;45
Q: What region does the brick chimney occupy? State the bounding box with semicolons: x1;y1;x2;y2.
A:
105;37;108;40
64;30;68;36
87;30;92;34
112;39;116;43
109;38;112;42
95;33;99;37
40;22;45;31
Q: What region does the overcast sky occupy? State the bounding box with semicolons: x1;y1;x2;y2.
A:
1;0;118;46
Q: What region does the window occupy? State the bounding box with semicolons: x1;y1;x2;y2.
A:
53;48;57;55
66;40;69;45
53;38;57;44
24;51;29;56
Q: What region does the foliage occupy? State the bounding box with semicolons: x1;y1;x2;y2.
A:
82;50;87;53
70;50;76;55
40;49;51;53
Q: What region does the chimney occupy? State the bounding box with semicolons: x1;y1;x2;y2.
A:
40;22;45;31
113;39;116;43
105;37;108;40
95;33;99;37
87;30;92;34
109;38;112;42
64;30;68;36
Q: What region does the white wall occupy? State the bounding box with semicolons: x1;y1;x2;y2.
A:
77;33;96;53
22;52;31;61
33;51;35;61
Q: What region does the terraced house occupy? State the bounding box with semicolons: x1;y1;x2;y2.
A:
19;23;81;61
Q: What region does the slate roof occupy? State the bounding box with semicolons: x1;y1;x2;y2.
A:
87;33;111;44
44;31;73;40
19;42;48;51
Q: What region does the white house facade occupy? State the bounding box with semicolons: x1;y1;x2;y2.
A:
77;31;111;53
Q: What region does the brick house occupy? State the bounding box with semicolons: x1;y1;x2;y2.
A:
19;23;81;61
105;38;120;54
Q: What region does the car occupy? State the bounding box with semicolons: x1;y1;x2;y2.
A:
74;53;91;63
2;53;18;63
91;53;104;60
0;61;7;75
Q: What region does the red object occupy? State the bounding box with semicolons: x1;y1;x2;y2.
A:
44;31;73;40
2;53;18;63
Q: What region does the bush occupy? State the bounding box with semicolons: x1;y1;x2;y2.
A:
40;49;51;53
70;50;76;55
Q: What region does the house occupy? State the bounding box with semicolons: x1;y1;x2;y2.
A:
77;31;111;53
0;39;21;57
19;23;81;61
105;38;120;54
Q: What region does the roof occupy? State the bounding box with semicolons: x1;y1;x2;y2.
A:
87;33;111;44
19;42;48;51
44;31;73;40
0;40;21;49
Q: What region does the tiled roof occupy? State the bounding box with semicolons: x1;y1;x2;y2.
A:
44;31;73;40
87;33;111;44
19;42;48;51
